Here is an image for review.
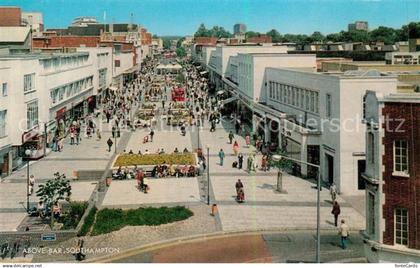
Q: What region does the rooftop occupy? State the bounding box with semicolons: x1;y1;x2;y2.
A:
0;27;30;43
0;51;89;60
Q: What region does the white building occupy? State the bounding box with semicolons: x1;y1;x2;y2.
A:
21;12;43;37
0;50;109;171
0;64;12;177
260;69;397;194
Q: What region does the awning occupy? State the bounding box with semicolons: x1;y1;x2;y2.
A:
109;86;118;91
123;65;140;74
221;96;238;105
216;90;224;95
200;71;208;75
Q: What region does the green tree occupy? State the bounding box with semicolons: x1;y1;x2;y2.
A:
194;23;211;37
162;38;171;50
266;29;282;43
176;47;186;58
370;26;397;44
36;172;72;227
245;31;260;39
176;37;186;48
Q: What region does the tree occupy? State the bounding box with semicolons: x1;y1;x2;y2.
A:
162;38;171;50
194;23;211;37
176;47;186;58
266;29;282;43
36;172;72;227
245;31;260;39
176;37;186;48
370;26;397;44
175;73;185;84
307;31;325;43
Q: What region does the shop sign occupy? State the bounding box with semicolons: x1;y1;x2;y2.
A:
56;107;66;119
22;125;39;143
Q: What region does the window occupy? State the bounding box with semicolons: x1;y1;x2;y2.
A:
269;82;273;99
394;140;409;175
395;208;408;246
115;60;120;67
368;133;375;164
368;192;375;235
26;100;38;129
310;91;315;112
326;94;332;118
314;92;319;114
305;90;310;110
24;73;35;92
0;110;6;138
301;89;305;109
292;88;296;106
296;88;300;107
2;83;7;97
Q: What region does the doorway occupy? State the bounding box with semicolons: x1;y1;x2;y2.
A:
358;160;366;190
325;154;334;184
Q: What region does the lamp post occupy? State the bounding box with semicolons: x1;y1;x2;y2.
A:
206;145;210;205
25;149;32;212
271;154;286;193
272;154;321;263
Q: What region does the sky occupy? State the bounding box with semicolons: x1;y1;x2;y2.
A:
1;0;419;36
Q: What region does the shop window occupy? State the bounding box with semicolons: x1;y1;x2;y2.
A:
0;110;6;138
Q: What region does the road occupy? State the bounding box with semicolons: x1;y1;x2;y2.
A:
106;231;366;263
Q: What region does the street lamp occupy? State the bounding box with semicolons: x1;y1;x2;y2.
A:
272;154;287;193
25;149;32;212
206;145;210;205
272;154;321;263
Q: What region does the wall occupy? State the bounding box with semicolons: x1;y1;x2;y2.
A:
339;78;397;194
0;7;21;26
381;102;420;249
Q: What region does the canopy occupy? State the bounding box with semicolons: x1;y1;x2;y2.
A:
216;90;224;95
221;96;238;105
200;71;208;75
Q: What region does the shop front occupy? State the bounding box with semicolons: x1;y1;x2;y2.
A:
0;144;12;178
21;125;45;160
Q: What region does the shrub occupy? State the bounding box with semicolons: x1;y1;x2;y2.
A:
91;206;193;236
78;206;97;236
59;201;88;230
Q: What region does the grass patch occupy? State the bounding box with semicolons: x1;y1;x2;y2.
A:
91;206;193;236
59;201;88;230
78;206;97;236
113;153;196;167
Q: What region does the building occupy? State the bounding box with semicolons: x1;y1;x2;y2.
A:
321;60;420;93
233;23;247;35
21;12;43;37
71;17;98;27
206;44;289;90
0;61;12;177
409;38;420;52
0;52;95;172
386;51;420;65
0;7;22;27
362;91;420;262
247;35;272;44
348;21;369;31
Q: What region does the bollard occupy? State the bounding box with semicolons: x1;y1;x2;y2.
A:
211;204;218;216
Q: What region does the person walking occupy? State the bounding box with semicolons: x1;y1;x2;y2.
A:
228;131;234;144
330;183;337;202
245;134;251;148
218;149;225;166
331;201;341;227
70;131;75;145
338;219;350;249
107;138;113;152
232;141;239;156
235;121;240;134
238;153;244;169
149;129;155;142
235;179;243;194
28;175;35;196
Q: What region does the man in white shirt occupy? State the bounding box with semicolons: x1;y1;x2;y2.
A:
339;219;350;249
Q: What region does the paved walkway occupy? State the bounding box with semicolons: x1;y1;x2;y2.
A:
0;117;119;232
199;119;365;232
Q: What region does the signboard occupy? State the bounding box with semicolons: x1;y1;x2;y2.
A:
22;125;40;143
41;233;56;241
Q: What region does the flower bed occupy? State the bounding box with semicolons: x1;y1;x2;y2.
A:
141;103;157;109
136;111;155;121
113;153;196;167
171;102;187;109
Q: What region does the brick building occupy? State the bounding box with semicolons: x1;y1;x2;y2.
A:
247;35;272;44
0;7;22;26
362;91;420;262
32;34;100;49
